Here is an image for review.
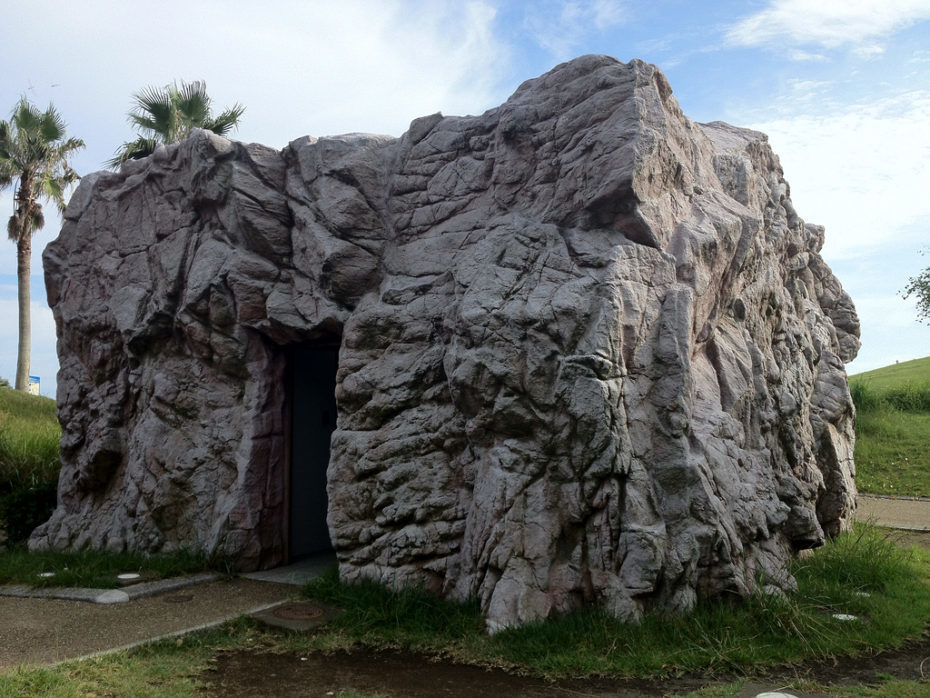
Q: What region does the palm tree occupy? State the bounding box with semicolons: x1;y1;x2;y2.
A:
108;80;244;168
0;97;84;391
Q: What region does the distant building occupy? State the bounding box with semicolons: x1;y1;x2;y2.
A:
27;376;40;396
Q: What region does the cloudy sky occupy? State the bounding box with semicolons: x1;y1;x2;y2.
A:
1;0;928;395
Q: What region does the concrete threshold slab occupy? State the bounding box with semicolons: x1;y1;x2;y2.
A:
242;551;336;586
0;571;220;604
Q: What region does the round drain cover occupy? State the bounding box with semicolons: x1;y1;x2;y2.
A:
273;602;325;620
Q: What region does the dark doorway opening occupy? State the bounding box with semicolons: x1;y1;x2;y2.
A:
288;344;338;560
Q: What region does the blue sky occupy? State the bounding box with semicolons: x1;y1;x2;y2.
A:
2;0;929;396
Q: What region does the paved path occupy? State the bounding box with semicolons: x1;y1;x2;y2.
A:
856;494;930;531
0;577;293;668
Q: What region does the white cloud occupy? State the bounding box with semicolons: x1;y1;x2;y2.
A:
788;49;828;62
523;0;629;58
748;90;930;260
3;1;512;165
726;0;930;52
743;85;930;372
852;43;886;60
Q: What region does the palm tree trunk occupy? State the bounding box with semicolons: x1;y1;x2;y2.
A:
14;234;31;392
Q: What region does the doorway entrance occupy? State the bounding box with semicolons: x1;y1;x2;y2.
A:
288;345;338;559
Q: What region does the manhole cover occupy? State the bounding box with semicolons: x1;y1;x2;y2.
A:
162;594;194;603
273;602;325;620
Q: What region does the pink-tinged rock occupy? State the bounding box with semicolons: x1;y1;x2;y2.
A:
35;56;858;632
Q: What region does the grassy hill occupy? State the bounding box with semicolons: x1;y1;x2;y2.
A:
0;385;60;492
851;356;930;391
849;357;930;497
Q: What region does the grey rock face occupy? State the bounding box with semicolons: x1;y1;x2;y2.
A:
35;55;859;631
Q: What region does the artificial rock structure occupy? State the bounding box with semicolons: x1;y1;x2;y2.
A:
35;56;859;631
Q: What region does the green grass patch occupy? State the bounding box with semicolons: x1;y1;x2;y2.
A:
0;386;60;492
0;639;215;697
0;547;223;588
298;524;930;678
850;357;930;392
849;358;930;497
854;407;930;496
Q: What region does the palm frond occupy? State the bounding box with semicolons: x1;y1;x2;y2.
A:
36;170;71;213
9;99;42;135
175;80;211;135
30;203;44;233
205;103;245;137
0;119;11;155
129;85;177;141
59;137;85;157
107;136;158;169
1;97;82;234
0;123;12;188
5;205;46;242
38;104;66;144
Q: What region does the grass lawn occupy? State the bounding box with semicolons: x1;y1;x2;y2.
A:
0;547;221;589
0;386;60;491
298;524;930;678
850;357;930;498
850;357;930;392
855;409;930;497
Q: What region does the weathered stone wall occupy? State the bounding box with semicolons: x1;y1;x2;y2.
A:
35;55;859;631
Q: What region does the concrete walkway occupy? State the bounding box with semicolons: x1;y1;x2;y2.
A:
0;577;291;668
855;494;930;531
0;553;334;669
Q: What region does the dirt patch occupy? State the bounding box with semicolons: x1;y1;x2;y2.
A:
891;529;930;550
200;637;930;698
200;647;708;697
199;527;930;696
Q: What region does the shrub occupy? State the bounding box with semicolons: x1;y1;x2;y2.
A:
850;379;930;413
849;380;880;412
1;482;57;544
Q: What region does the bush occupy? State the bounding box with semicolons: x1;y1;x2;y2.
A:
850;379;930;413
883;382;930;411
1;483;57;544
849;380;880;412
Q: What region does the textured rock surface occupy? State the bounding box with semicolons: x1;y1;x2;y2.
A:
36;55;859;630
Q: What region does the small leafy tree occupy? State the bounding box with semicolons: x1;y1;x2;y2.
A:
903;257;930;324
108;80;244;168
0;98;84;391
